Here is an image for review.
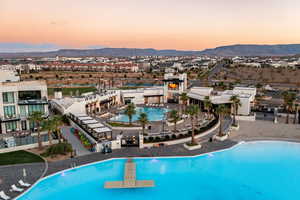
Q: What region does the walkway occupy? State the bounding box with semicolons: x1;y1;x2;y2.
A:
105;158;154;188
0;162;45;199
61;126;91;156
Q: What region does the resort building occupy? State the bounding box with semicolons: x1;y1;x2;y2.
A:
0;70;20;83
50;90;121;115
0;80;49;135
163;73;187;103
188;86;256;116
120;87;164;104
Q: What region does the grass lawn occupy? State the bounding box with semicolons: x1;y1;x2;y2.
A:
48;87;97;96
0;150;44;165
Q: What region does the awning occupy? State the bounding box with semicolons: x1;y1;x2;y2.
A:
93;127;112;133
82;119;99;124
78;116;93;121
73;113;88;118
87;123;105;129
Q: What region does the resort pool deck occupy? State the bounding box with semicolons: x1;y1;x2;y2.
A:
17;141;300;200
110;107;169;122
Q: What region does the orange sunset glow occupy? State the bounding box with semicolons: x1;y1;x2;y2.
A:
1;0;300;50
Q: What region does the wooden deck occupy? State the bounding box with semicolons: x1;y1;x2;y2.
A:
104;158;155;189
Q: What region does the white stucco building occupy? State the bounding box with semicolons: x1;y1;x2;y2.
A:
188;86;256;116
0;80;49;135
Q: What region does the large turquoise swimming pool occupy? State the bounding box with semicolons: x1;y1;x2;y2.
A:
17;141;300;200
110;107;169;122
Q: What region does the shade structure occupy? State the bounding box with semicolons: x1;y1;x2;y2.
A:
77;116;93;121
87;123;105;129
93;127;112;133
82;119;99;124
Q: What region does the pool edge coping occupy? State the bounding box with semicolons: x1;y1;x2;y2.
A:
14;139;300;200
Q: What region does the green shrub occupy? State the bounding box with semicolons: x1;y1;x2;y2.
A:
42;142;72;157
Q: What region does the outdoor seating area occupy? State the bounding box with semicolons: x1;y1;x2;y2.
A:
69;113;112;141
0;179;31;200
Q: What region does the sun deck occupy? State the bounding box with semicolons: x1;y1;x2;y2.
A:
104;158;155;189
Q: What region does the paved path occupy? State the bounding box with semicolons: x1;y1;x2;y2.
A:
0;162;45;199
230;120;300;141
61;126;91;156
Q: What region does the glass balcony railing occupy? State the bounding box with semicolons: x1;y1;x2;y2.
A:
0;114;20;121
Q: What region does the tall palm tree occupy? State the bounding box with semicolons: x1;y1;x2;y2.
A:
216;104;228;137
138;112;148;135
204;96;213;119
230;95;242;126
180;92;189;114
282;91;296;124
42;118;56;146
169;110;180;132
53;115;64;143
293;103;299;124
124;103;136;125
29;111;44;150
186;105;200;145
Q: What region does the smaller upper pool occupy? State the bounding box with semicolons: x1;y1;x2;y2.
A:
110;107;169;122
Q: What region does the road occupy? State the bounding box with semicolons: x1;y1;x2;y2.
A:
207;62;225;81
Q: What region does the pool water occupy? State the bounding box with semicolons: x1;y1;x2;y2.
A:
17;141;300;200
110;107;169;122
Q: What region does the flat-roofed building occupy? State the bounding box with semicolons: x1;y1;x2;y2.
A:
188;86;256;116
0;80;48;135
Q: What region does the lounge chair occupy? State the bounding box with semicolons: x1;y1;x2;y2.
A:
19;180;31;187
0;191;10;200
11;184;23;192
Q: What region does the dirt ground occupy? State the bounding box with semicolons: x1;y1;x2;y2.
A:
27;146;72;162
215;65;300;86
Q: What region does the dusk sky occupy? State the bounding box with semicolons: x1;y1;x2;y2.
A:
1;0;300;50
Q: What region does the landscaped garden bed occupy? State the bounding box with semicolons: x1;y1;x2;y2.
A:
144;116;218;143
107;121;140;127
71;128;94;150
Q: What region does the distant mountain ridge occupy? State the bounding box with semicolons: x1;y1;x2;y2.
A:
1;44;300;58
201;44;300;56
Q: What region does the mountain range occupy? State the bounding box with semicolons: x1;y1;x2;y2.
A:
1;43;300;58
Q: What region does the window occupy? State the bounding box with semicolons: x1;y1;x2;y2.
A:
28;104;44;115
29;121;36;130
5;121;17;132
19;105;27;117
2;92;15;103
3;106;16;118
21;120;27;130
18;91;41;100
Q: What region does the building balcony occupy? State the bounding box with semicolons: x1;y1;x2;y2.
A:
18;98;48;105
0;114;20;122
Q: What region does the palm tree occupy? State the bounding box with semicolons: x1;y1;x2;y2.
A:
180;92;189;114
29;111;44;150
186;105;200;145
53;115;64;143
138;112;148;135
204;96;213;119
169;110;180;132
216;104;228;137
282;91;296;124
293;103;299;124
230;95;242;126
124;103;136;125
42;118;56;146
